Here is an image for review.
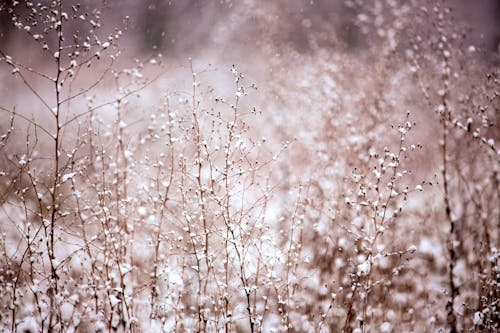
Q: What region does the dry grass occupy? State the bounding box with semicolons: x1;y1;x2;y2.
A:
0;1;498;332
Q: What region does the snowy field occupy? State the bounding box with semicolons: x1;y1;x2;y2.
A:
0;1;498;332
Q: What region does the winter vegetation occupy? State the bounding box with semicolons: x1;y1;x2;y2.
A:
0;0;498;332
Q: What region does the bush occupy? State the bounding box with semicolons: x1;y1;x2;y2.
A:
0;1;498;332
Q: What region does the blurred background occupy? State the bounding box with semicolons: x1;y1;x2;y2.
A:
1;0;499;63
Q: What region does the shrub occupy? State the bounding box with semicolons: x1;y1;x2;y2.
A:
0;1;498;332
